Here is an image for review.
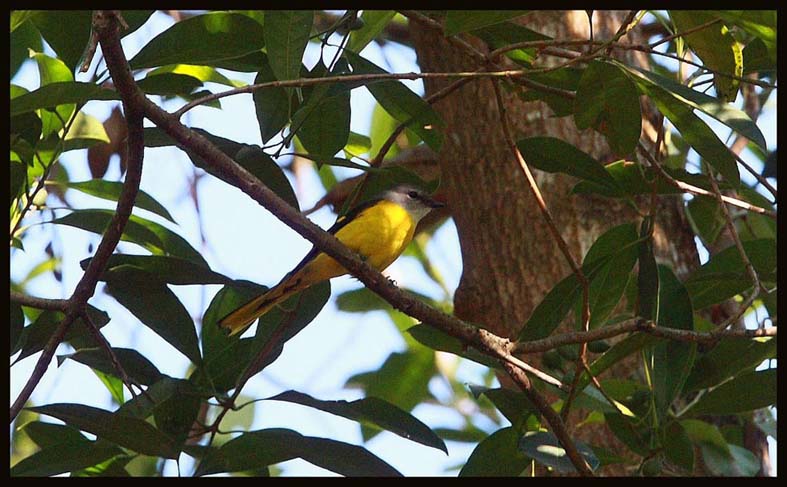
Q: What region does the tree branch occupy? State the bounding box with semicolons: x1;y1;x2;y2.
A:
516;318;776;353
636;142;776;218
10;9;146;423
10;291;69;311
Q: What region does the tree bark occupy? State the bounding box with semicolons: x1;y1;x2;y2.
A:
409;10;726;476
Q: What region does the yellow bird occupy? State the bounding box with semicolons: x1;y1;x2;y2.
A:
218;184;444;336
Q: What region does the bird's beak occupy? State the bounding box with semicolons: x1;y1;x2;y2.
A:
424;195;445;209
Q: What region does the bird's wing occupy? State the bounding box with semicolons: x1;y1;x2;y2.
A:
284;197;383;278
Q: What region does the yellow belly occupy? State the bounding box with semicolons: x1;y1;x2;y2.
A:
296;200;416;283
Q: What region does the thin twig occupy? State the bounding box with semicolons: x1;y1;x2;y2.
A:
206;301;303;446
490;78;591;426
515;318;775;353
173;69;532;119
79;309;144;400
648;17;721;49
636;143;776;218
731;150;777;201
9;291;69;311
704;163;765;331
502;362;594;476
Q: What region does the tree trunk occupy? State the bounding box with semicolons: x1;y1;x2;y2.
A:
410;10;766;476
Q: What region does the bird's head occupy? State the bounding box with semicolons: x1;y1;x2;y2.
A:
382;184;445;221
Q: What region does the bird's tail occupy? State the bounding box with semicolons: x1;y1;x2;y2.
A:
218;274;305;336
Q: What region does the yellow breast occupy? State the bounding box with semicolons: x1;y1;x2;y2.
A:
298;200;417;283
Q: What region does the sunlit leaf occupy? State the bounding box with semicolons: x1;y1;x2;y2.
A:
518;431;599;473
130;12;266;69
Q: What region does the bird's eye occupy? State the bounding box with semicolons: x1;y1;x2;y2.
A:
407;191;418;199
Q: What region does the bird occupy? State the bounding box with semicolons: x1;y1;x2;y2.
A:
218;183;445;336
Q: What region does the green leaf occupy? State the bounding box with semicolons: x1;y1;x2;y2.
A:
651;265;696;421
743;37;776;74
195;281;330;393
52;179;175;223
344;131;372;157
622;65;767;150
581;224;639;329
636;216;659;322
470;21;549;66
10;302;24;356
10;10;37;32
60;111;111;152
459;427;530;476
263;10;313;83
32;51;75;138
684;368;775;416
346;51;443;151
15;305;110;362
236;145;300;209
345;349;435;415
31;10;92;72
468;386;536;427
93;369;126;405
662;421;695;473
605;412;653;456
518;222;639;341
145;127;300;211
130;12;266;69
574;61;641;156
195;428;401;476
265;390;447;453
681;418;729;452
407;323;499;370
10;82;120;116
518;67;583;116
83;254;232;286
147;63;245;88
118;377;203;445
10;19;43;78
669;11;743;102
21;421;86;448
58;347;164;387
444;10;529;36
686;195;725;246
576;333;660;394
348;11;396;52
684;238;776;310
367;101;401;160
136;72;204;97
50;209;207;266
71;455;133;477
518;431;599;473
104;265;201;364
683;335;775;391
27;403;181;459
516;137;622;194
10;437;123;477
678;418;758;475
295;81;351;158
253;54;291;143
622;65;740;187
10;111;42;150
